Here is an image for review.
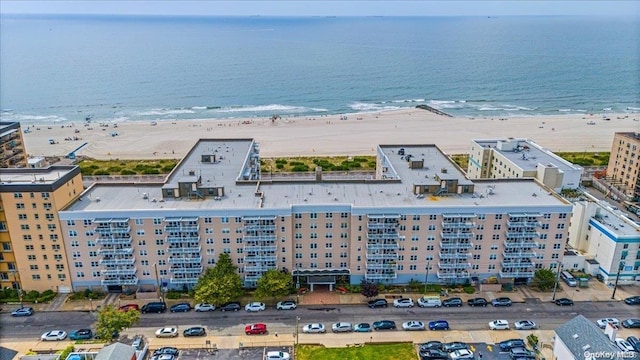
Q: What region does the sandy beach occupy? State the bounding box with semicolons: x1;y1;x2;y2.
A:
20;109;640;159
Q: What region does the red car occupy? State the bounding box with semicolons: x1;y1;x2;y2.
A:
118;304;140;312
245;323;267;335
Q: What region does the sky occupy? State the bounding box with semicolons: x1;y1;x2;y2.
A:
1;0;639;17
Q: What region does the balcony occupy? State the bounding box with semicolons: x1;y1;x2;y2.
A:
170;266;203;274
243;264;276;272
507;220;541;228
96;237;132;246
499;270;534;278
170;277;199;284
440;231;473;240
438;262;471;270
441;221;475;229
100;257;135;266
366;242;399;251
244;254;277;262
98;247;133;256
366;222;399;230
165;225;199;233
167;246;201;255
437;270;470;279
168;256;202;265
243;274;262;282
244;245;277;252
365;252;398;260
366;232;401;240
505;231;539;239
503;250;536;259
501;261;535;269
503;240;537;249
365;271;397;280
243;236;276;244
101;277;139;286
366;262;396;270
167;236;200;244
439;251;471;260
96;226;131;235
101;268;137;276
367;214;400;220
244;224;276;232
439;241;473;250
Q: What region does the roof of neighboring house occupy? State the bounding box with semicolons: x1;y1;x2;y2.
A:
555;314;621;358
95;342;135;360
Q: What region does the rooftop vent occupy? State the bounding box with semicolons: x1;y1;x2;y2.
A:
572;334;579;339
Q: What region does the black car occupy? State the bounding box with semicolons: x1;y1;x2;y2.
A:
499;339;526;351
555;298;574;306
183;326;206;337
442;342;468;353
419;341;443;352
154;347;179;356
624;296;640;305
467;297;488;307
419;348;449;360
442;297;463;307
622;319;640;328
170;303;192;313
219;302;241;312
368;299;389;308
627;336;640;352
372;320;396;330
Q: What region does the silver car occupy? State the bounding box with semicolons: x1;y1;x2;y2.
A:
514;320;538;330
302;323;326;334
331;322;353;333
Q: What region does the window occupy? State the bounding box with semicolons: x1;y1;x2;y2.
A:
30;265;39;270
156;239;164;245
493;224;501;230
325;243;333;249
495;214;503;220
553;243;562;250
32;274;41;280
325;212;333;219
159;270;167;276
68;230;78;237
20;224;30;230
139;250;147;256
489;254;497;260
157;250;165;256
412;225;420;231
83;219;93;226
310;253;318;259
557;224;565;229
204;217;212;223
135;218;144;225
25;245;34;251
23;235;32;241
551;253;559;259
154;229;163;235
477;214;485;220
310;213;318;219
325;253;333;258
555;234;563;239
16;203;25;209
413;215;421;221
325;223;333;229
221;217;229;223
18;214;28;220
294;214;302;219
136;230;145;236
14;193;23;198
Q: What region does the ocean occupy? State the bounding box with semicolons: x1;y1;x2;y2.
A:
0;14;638;124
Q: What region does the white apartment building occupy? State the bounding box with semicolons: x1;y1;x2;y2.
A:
56;139;572;292
467;138;583;191
568;193;640;285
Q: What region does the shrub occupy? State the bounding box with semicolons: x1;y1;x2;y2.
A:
166;291;182;300
142;168;160;174
289;161;305;167
58;345;75;360
291;165;309;172
462;286;475;294
93;170;109;176
120;169;136;175
361;280;379;298
106;166;122;173
423;284;442;293
276;163;285;169
160;165;175;173
275;159;288;165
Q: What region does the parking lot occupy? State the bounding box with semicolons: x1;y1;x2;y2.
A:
170;346;293;360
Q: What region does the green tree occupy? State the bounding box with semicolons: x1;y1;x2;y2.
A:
95;305;140;341
254;269;293;300
193;253;243;305
531;268;557;291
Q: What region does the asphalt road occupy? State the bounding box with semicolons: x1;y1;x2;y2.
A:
1;300;637;340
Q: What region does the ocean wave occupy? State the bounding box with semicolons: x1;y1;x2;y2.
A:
191;106;207;110
349;102;401;112
136;108;196;116
390;98;426;103
7;114;69;122
211;104;327;113
478;106;502;111
603;107;612;111
627;107;640;111
558;109;572;112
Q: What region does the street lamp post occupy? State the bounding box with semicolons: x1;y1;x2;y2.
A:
295;316;300;346
611;262;624;300
551;262;562;301
153;263;162;301
423;262;430;294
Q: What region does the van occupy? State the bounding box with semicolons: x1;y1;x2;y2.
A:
561;271;577;287
417;296;442;308
141;301;167;313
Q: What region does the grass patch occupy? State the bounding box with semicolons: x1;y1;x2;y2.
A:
450;154;469;170
555;151;609;167
78;158;178;176
295;343;417;360
261;156;376;173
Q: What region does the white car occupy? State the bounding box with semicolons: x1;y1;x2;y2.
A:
393;298;414;308
155;327;178;338
41;330;67;341
302;323;326;334
276;300;297;310
489;320;510;330
417;296;441;308
514;320;537;330
596;318;620;329
245;302;266;312
194;303;216;312
402;320;425;331
615;338;635;352
449;348;474;360
331;322;353;333
266;351;291;360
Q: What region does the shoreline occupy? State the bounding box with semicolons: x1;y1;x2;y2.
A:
20;109;640;160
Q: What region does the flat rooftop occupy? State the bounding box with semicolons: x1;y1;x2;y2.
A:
474;138;581;173
592;202;640;237
64;140;570;213
0;165;77;186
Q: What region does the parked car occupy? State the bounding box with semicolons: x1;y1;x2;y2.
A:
596;318;620;329
509;347;536;359
170;303;191;313
419;341;443;352
417;296;442;308
11;307;34;317
194;303;216;312
393;298;415;308
428;320;449;331
155;327;178;338
622;319;640;328
491;297;513;307
499;339;526;351
615;338;635;352
373;320;396;331
442;297;463;307
402;321;425;331
266;351;291;360
489;320;510;330
626;336;640;352
467;297;488;307
41;330;68;341
354;323;372;332
93;330;119;340
368;299;388;308
245;323;267;335
69;329;93;340
449;349;474;360
554;298;574;306
151;355;175;360
514;320;537;330
118;304;140;312
219;302;241;312
331;322;353;333
302;323;326;333
419;348;448;360
442;342;468;353
131;337;144;350
276;300;297;310
153;347;179;357
244;302;266;312
183;326;206;337
624;296;640;305
141;301;167;313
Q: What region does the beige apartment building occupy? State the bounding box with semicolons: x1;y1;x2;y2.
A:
1;122;28;168
606;132;640;201
0;166;83;292
55;139;572;292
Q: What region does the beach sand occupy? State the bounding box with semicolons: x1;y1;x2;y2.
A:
21;109;640;159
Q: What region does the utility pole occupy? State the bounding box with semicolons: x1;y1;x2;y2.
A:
611;262;624;300
423;262;430;293
153;263;162;301
295;316;300;346
551;262;562;301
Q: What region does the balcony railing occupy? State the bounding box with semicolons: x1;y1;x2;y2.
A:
96;226;131;235
243;245;277;253
366;232;401;240
366;222;399;230
437;271;470;279
367;214;400;220
168;256;202;265
503;251;536;259
365;272;397;280
244;254;278;262
100;257;135;266
366;262;396;270
439;251;471;260
101;268;137;276
500;270;534;278
167;236;200;244
167;246;201;254
365;252;398;260
243;264;276;272
165;225;199;233
505;231;539;239
98;247;133;256
243;274;262;282
441;221;475;229
96;237;132;246
244;224;276;232
438;262;471;270
439;241;473;249
440;232;474;240
170;277;199;284
507;220;541;228
503;240;537;249
366;243;399;251
243;235;276;243
501;261;535;269
101;277;139;286
170;266;203;274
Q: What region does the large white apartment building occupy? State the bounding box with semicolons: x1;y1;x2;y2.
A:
568;193;640;285
467;138;583;191
52;139;572;292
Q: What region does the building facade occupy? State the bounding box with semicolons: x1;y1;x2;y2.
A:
606;132;640;201
1;122;28;168
467;138;583;191
54;139;571;292
0;166;84;292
